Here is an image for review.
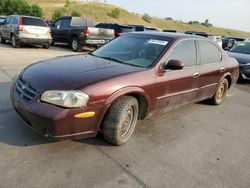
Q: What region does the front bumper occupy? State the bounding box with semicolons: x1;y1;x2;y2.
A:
10;84;106;140
239;64;250;80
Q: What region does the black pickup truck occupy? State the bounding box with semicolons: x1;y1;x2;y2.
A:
50;16;115;51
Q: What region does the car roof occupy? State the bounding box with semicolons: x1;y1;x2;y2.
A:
9;15;43;19
126;32;204;40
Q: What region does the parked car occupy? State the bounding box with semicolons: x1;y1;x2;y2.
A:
11;33;239;145
185;31;210;37
130;25;145;31
145;27;158;32
227;41;250;80
208;35;223;47
0;16;6;25
50;17;114;52
222;36;246;49
95;23;133;37
163;29;177;33
0;15;52;48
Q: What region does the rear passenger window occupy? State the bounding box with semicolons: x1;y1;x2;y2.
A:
166;40;197;67
13;18;18;25
199;40;222;64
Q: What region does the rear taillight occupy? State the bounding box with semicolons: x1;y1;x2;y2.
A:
18;17;23;32
44;21;49;27
82;29;91;36
115;32;122;37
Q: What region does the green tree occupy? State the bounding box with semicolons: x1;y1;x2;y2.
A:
0;0;43;17
52;8;66;21
108;8;121;19
30;4;43;17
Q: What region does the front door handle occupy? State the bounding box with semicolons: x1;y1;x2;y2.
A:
220;67;225;72
193;72;200;78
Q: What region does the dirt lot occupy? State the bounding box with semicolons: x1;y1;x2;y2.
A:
0;43;250;188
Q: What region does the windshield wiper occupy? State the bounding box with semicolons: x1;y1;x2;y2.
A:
99;56;126;64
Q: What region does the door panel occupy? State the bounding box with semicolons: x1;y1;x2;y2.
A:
154;39;200;113
155;67;200;113
197;40;224;100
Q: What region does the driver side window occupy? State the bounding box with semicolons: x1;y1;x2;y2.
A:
54;20;62;29
166;40;197;68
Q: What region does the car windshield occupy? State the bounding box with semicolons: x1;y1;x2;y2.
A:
230;42;250;54
91;35;170;68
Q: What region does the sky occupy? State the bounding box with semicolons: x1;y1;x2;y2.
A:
107;0;250;32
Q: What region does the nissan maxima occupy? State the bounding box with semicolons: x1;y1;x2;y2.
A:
11;32;239;145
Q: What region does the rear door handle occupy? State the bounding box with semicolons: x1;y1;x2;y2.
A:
220;67;225;72
193;72;200;78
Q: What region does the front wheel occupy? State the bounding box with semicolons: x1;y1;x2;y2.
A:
71;37;82;52
209;78;228;105
102;96;139;146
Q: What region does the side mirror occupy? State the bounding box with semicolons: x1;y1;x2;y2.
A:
162;59;184;70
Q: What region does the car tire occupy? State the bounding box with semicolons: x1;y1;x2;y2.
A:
42;43;50;49
0;34;6;44
11;35;20;48
209;78;228;105
102;96;139;146
71;37;82;52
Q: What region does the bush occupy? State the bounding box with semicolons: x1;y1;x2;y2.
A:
165;17;173;21
71;10;81;17
30;4;43;17
0;0;43;17
52;8;66;21
142;13;151;23
108;8;120;19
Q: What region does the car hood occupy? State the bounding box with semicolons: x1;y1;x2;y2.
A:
20;55;144;92
227;51;250;64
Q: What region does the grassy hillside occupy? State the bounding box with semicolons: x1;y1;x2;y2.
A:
28;0;250;37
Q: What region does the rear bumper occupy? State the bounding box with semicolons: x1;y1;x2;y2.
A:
10;84;107;140
17;37;52;45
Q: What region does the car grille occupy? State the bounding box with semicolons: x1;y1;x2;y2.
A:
15;79;38;103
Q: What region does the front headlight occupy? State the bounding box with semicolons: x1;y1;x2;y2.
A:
41;90;89;108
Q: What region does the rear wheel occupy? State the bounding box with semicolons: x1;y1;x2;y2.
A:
209;78;228;105
71;37;82;52
11;35;20;48
102;96;139;146
0;34;6;44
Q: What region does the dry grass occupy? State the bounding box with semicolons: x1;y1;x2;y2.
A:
28;0;250;37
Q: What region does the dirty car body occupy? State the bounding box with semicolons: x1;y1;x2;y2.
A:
11;32;239;143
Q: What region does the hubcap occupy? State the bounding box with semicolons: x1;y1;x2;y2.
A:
121;107;134;139
216;82;225;103
12;37;16;46
72;40;78;50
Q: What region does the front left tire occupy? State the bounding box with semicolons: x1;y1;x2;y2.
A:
102;96;139;146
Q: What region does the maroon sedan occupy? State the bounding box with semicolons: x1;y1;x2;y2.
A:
11;33;239;145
